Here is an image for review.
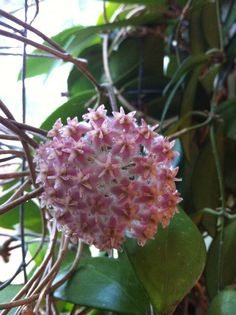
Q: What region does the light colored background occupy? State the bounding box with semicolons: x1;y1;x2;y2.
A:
0;0;103;283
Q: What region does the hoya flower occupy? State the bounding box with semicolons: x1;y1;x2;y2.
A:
34;105;181;250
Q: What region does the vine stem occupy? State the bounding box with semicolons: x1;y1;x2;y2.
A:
168;111;214;140
210;123;225;293
0;222;58;315
0;29;101;92
0;170;29;179
0;186;43;215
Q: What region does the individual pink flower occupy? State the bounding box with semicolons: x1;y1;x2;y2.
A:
83;104;107;127
112;107;136;131
47;118;63;138
136;119;158;148
35;106;181;250
112;134;139;160
63;117;91;141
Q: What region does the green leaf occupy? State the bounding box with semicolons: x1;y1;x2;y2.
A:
179;67;200;160
68;45;103;96
97;3;121;25
192;130;223;212
205;221;236;299
200;64;220;95
160;74;185;127
218;98;236;140
24;13;162;78
223;2;236;36
40;90;95;131
164;54;209;96
191;127;224;236
189;4;205;54
0;285;23;314
225;34;236;70
23;26;100;79
0;285;22;304
224;139;236;192
54;256;150;315
207;289;236;315
0;191;41;233
124;209;206;315
202;2;220;49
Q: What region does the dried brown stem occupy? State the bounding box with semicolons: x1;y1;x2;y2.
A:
0;134;19;141
0;30;101;92
6;179;31;203
21;140;37;185
0;100;15;120
1;223;58;315
0;116;38;148
10;120;48;137
0;186;44;215
0;170;29;179
0;9;66;53
0;294;39;310
32;235;69;296
51;240;83;291
0;149;25;157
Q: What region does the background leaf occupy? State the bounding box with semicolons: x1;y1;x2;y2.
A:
40;90;95;131
0;189;41;233
218;98;236;140
205;220;236;299
207;289;236;315
54;256;150;315
124;209;206;315
24;14;162;79
0;285;23;314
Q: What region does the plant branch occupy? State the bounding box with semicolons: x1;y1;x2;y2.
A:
51;240;83;291
0;116;38;148
6;179;31;203
0;29;102;92
0;134;19;141
0;186;43;215
0;9;66;53
0;170;29;179
11;120;48;137
0;149;25;157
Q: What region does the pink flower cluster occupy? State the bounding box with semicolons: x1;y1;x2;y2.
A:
35;106;181;250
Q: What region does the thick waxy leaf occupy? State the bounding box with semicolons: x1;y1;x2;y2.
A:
124;209;206;315
68;45;103;96
97;3;121;25
24;14;162;78
192;131;223;212
164;54;209;96
218;98;236;140
192;128;223;236
54;256;150;315
223;2;236;36
0;285;23;314
189;4;206;54
0;285;22;304
40;90;95;131
207;290;236;315
224;139;236;192
68;35;164;97
0;190;41;232
202;2;220;49
206;221;236;299
179;67;200;160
